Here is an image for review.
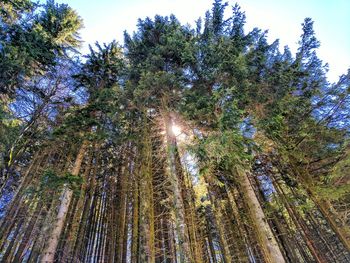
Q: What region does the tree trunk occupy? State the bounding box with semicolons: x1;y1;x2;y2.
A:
236;167;286;263
72;150;98;261
224;184;250;262
131;169;140;263
163;110;192;263
309;190;350;252
60;152;93;262
41;141;88;262
12;200;43;262
116;158;127;263
273;177;326;263
288;156;350;252
139;125;155;263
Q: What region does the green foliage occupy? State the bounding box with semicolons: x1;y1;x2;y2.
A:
313;148;350;201
328;148;350;182
39;169;83;195
0;0;33;24
0;0;83;97
181;88;216;128
315;184;350;201
124;14;193;110
193;130;251;173
2;1;349;222
51;43;126;142
0;103;22;167
36;0;83;49
75;42;124;95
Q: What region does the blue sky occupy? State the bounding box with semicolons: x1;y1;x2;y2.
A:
55;0;350;82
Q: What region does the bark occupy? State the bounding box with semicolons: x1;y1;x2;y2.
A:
40;141;88;262
72;150;98;261
12;201;43;262
206;222;218;263
224;184;250;262
175;152;203;263
60;152;93;262
212;202;233;263
310;191;350;252
306;212;339;262
106;173;117;263
163;110;192;263
122;190;131;263
0;149;45;240
203;178;232;263
1;217;25;262
131;170;139;263
139;127;155;263
287;157;350;252
116;158;127;263
236;167;286;263
272;173;326;263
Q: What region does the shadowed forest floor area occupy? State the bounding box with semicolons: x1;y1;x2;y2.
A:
0;0;350;262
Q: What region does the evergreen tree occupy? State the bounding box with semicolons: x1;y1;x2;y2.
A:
0;1;349;262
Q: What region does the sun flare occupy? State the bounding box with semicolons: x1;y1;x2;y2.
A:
171;124;182;136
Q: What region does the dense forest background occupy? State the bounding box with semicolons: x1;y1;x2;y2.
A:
0;0;349;262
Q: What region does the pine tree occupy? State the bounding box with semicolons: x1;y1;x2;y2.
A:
1;1;349;262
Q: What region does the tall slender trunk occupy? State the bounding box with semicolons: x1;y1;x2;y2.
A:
41;141;88;262
106;172;117;263
308;188;350;252
210;196;233;263
224;184;250;262
72;150;98;261
163;109;192;263
1;217;25;262
204;176;232;263
272;175;326;263
139;124;155;263
288;157;350;252
175;150;203;263
0;149;45;238
60;152;93;262
116;156;128;263
12;200;43;262
205;219;218;263
122;190;131;263
131;168;140;263
236;167;286;263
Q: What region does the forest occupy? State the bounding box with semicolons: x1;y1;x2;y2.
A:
0;0;349;262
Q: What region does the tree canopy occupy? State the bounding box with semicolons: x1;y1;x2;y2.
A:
0;1;349;262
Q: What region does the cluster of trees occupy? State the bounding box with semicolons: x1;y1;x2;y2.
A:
0;0;349;262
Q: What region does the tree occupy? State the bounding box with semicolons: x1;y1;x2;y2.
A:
0;0;82;98
1;1;350;262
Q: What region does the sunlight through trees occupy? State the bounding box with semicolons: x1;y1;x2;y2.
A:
0;1;349;262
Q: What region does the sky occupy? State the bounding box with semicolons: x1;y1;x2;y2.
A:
54;0;350;83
